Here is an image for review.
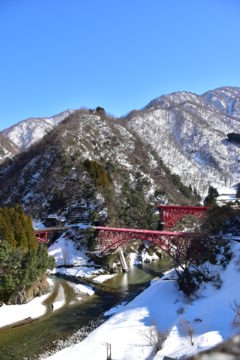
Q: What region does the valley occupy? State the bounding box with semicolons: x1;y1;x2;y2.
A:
0;86;240;359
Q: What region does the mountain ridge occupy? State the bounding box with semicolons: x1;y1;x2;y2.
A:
2;109;74;151
125;86;240;195
0;109;199;225
0;85;239;197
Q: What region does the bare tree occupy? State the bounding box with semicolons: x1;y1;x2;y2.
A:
145;324;169;353
179;318;194;346
231;300;240;328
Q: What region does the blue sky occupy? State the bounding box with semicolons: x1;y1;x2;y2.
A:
0;0;240;130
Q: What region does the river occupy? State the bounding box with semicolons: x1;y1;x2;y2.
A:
0;258;172;360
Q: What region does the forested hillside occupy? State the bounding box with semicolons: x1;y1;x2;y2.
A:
0;109;200;229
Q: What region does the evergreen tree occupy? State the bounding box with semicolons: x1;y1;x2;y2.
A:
0;205;55;302
204;186;219;206
25;215;38;252
12;212;28;249
0;241;22;301
21;250;38;288
0;210;16;247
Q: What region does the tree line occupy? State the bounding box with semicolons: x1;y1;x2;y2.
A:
0;205;54;302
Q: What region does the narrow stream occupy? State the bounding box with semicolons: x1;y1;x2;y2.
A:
0;258;172;360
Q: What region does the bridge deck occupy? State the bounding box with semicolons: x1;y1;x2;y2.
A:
34;225;73;233
157;205;209;211
94;226;202;237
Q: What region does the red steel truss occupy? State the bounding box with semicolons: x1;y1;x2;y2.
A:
157;205;209;229
34;230;49;243
95;226;204;255
34;226;71;243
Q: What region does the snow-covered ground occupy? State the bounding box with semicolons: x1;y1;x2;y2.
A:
48;233;106;279
48;235;90;267
46;240;240;360
0;290;52;328
53;265;104;278
52;285;66;311
104;301;127;316
216;185;237;204
93;274;117;283
32;219;46;229
67;281;95;296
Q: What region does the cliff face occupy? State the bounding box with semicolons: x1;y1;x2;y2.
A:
7;277;50;305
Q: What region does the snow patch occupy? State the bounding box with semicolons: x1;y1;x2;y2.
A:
52;285;65;311
48;235;90;267
0;292;51;328
93;274;116;283
67;282;94;296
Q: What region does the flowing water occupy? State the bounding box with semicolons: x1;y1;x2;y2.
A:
0;258;172;360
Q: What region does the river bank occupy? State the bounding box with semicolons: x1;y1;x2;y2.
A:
46;240;240;360
0;258;171;360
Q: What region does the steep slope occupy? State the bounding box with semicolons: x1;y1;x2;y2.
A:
125;86;240;195
0;110;198;226
2;110;74;150
45;239;240;360
0;133;19;164
202;86;240;118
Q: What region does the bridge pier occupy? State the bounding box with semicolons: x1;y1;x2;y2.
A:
118;248;128;272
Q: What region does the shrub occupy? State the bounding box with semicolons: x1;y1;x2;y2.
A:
201;205;235;234
177;269;199;296
95;106;106;117
179;319;194;346
145;324;169;353
175;235;232;296
227;133;240;143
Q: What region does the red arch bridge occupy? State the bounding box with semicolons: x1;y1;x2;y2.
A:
94;226;205;255
34;205;210;257
157;205;208;229
34;226;206;258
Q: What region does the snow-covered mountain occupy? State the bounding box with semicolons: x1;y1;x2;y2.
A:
0;109;198;223
2;110;74;150
0;133;19;164
125;86;240;196
202;86;240;118
1;86;240;203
